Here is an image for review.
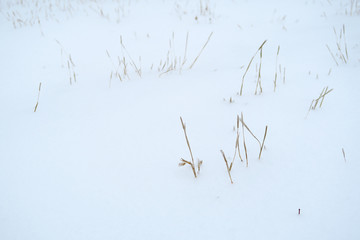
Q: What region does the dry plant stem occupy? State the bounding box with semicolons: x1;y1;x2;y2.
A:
108;50;125;82
343;25;349;61
318;87;333;108
231;132;240;169
34;82;42;112
314;87;326;108
189;32;213;69
241;113;249;167
120;36;141;77
197;159;203;174
180;117;197;178
239;117;261;148
240;40;267;96
255;48;263;95
221;150;233;184
307;100;314;116
274;45;280;92
231;115;243;170
283;67;286;84
258;126;268;160
181;32;189;68
308;87;333;114
326;44;339;66
335;26;347;63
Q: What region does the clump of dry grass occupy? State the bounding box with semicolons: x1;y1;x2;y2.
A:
105;36;142;86
229;113;268;168
55;40;76;85
179;117;202;178
220;114;268;183
326;25;349;66
4;0;127;29
239;40;267;96
106;50;131;87
158;31;213;76
158;32;182;76
34;82;42;112
220;115;243;184
120;35;142;77
345;0;360;15
307;86;333;114
239;113;269;165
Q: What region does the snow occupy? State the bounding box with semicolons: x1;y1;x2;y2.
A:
0;0;360;239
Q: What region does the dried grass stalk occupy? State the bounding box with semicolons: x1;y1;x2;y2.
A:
240;40;267;96
231;115;243;171
241;113;249;167
189;32;213;69
34;82;41;112
274;45;280;91
221;150;233;184
258;126;268;160
180;117;197;178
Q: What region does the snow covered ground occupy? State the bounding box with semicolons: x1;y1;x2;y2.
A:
1;0;360;239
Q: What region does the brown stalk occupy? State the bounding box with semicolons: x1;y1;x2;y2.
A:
241;113;249;167
255;48;263;95
239;116;262;148
326;44;339;66
120;35;141;77
180;117;197;178
343;25;349;61
258;126;268;160
220;150;233;184
231;115;243;171
34;82;42;112
189;32;213;69
240;40;267;96
182;32;189;68
274;45;280;92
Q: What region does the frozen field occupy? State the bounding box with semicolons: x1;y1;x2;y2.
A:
0;0;360;239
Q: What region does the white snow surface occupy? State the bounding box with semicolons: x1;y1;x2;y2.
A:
1;0;360;239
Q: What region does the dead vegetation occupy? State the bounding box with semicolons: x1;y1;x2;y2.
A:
34;82;42;112
307;86;333;115
4;0;127;29
239;40;267;96
158;32;213;77
238;40;286;96
326;25;349;66
179;117;203;178
56;40;77;85
219;114;268;183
